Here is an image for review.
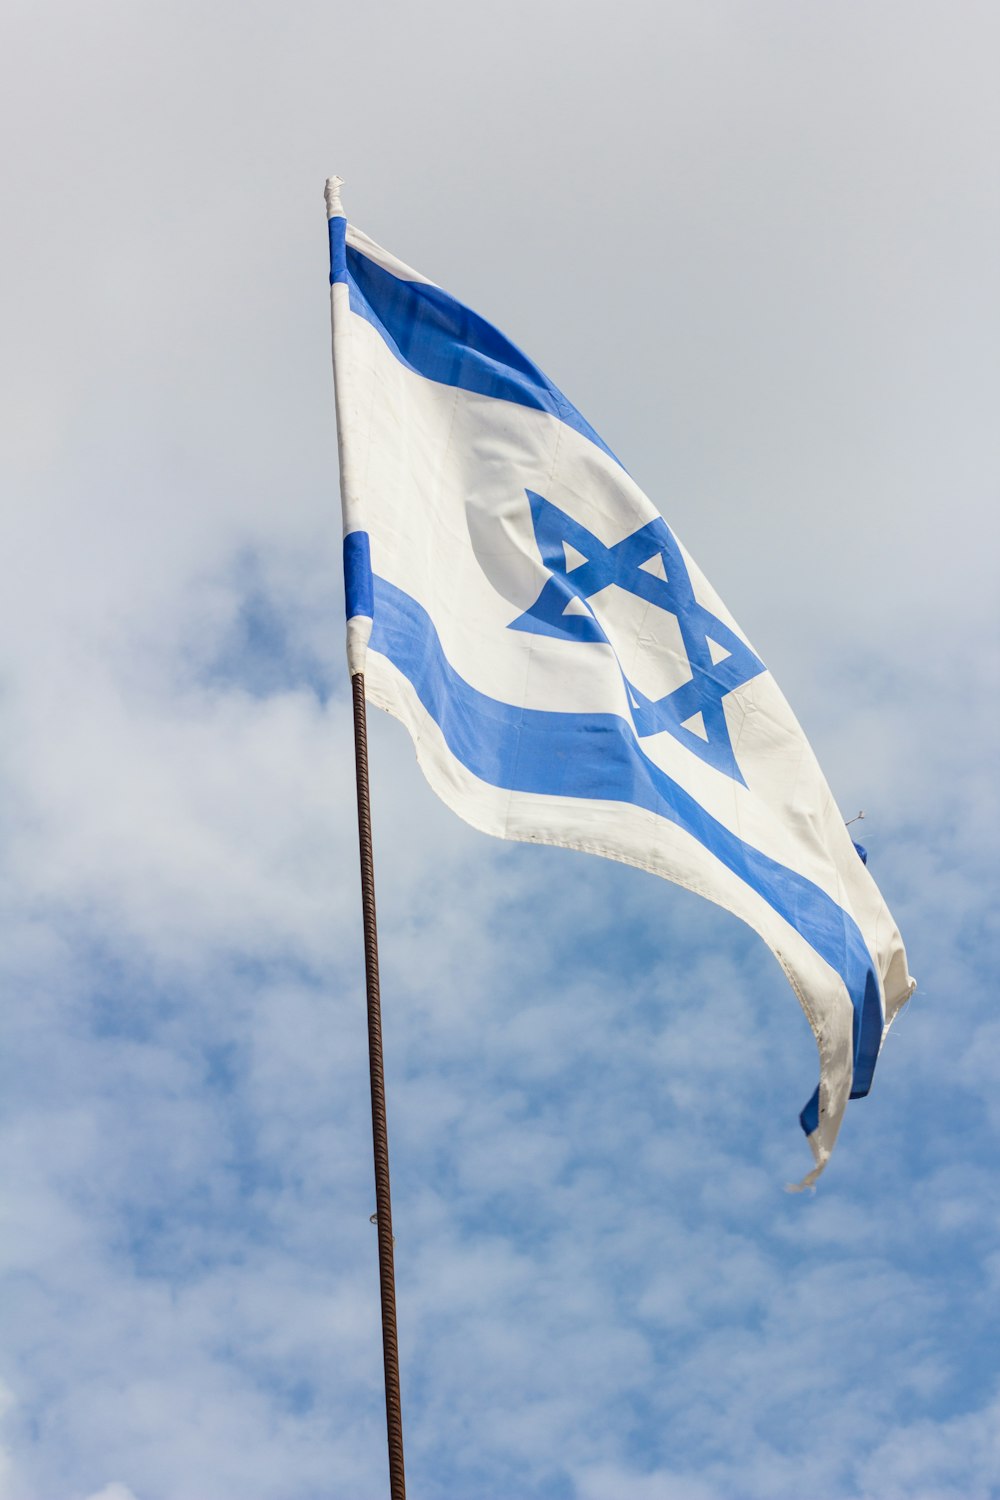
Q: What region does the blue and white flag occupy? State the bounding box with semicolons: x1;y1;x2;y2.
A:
325;178;914;1187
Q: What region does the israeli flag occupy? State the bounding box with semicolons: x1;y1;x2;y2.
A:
326;179;914;1187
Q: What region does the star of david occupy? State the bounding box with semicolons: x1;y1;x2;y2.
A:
509;490;766;782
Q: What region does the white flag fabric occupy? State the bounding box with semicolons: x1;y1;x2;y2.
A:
325;178;914;1187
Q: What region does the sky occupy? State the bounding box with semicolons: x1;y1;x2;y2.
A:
1;2;998;1498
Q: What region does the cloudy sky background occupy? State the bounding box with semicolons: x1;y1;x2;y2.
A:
2;2;998;1497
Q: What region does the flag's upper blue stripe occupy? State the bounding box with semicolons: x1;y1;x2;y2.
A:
343;530;374;620
369;572;883;1112
329;217;620;467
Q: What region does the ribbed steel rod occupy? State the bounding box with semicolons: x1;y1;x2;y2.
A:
351;672;406;1500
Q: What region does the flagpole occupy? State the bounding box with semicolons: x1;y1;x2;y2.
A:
351;670;406;1500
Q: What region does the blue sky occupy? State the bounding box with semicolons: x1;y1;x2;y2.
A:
1;3;998;1497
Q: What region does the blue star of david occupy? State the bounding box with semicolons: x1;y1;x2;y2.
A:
509;490;766;782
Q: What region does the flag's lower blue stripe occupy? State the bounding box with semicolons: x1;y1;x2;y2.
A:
343;530;374;621
329;217;620;468
369;573;883;1111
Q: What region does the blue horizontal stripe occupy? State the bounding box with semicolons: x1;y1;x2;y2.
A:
343;530;374;621
329;217;620;467
800;1085;821;1137
369;572;883;1114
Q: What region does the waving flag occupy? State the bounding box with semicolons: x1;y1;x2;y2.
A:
326;178;914;1187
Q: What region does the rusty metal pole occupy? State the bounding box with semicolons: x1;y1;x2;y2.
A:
351;671;406;1500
